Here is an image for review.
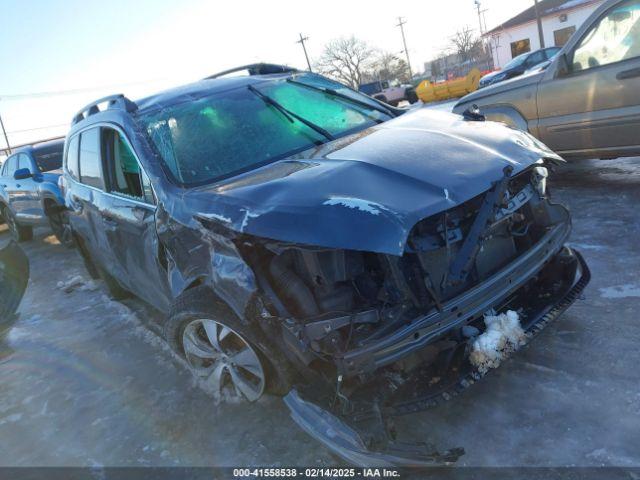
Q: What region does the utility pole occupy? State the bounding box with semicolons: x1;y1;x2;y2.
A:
474;0;484;38
534;0;546;48
396;17;413;80
296;33;312;72
0;106;10;155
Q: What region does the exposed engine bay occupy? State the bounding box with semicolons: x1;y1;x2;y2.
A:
251;165;564;373
239;163;589;465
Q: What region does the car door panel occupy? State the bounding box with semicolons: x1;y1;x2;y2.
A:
103;195;170;311
537;0;640;155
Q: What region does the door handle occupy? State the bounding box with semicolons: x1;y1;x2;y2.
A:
617;67;640;80
102;215;118;231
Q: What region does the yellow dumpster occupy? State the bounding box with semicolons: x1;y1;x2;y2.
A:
416;68;482;103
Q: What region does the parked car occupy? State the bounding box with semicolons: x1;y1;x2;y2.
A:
358;79;418;106
478;47;561;88
455;0;640;160
62;63;589;465
0;139;69;242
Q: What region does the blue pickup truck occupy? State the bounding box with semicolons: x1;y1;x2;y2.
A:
0;139;68;242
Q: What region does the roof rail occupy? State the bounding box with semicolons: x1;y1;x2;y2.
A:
72;94;138;126
204;63;299;80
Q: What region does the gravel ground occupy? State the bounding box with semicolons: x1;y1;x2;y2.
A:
0;154;638;468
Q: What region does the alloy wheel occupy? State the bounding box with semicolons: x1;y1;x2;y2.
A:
182;318;265;402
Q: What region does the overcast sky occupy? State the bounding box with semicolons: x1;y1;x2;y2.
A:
0;0;534;147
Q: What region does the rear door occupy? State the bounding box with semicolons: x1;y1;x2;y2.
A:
537;0;640;157
69;127;125;281
100;126;170;311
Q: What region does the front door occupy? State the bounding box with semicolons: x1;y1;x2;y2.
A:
99;126;171;311
537;0;640;157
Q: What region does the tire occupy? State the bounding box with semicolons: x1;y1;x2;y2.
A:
165;285;292;400
46;203;72;247
2;206;33;242
97;265;131;300
406;89;419;104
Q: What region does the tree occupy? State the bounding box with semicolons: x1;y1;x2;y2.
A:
370;52;410;83
315;36;376;88
451;26;483;62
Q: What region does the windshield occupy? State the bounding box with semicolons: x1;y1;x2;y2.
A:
33;144;63;172
142;74;390;186
504;52;529;69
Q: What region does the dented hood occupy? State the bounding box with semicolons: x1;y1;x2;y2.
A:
186;109;560;256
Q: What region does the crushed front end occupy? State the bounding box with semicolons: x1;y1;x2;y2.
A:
244;163;589;466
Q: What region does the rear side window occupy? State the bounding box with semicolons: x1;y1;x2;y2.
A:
17;154;31;172
2;156;16;176
66;136;80;180
79;128;104;189
34;144;63;172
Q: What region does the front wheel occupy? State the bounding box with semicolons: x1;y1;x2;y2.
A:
166;286;291;401
3;206;33;242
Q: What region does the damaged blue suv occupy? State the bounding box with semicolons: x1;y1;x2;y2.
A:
62;63;589;466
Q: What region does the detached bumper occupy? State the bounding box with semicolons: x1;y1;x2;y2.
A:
284;247;590;466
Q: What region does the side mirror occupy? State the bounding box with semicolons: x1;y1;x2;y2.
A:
13;168;32;180
555;53;571;78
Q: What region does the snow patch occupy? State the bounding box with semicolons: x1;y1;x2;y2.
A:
599;284;640;299
56;275;99;293
323;197;389;216
469;310;526;374
198;212;232;224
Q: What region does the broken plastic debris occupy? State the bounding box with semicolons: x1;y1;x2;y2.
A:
469;310;526;374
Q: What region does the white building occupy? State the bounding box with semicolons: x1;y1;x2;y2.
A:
485;0;605;68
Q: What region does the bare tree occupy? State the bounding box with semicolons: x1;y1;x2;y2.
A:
451;26;483;62
315;36;376;88
369;52;410;83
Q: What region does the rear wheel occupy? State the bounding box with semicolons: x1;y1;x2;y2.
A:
3;206;33;242
46;204;72;247
166;286;291;401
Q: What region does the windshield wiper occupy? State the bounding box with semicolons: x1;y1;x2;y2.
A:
286;78;395;120
247;84;334;141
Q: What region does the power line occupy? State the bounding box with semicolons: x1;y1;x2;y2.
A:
396;17;413;79
0;78;166;101
296;33;312;72
7;123;69;134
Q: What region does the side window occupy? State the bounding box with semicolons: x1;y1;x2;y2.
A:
79;128;104;189
103;128;154;204
526;51;545;67
66;136;80;180
572;0;640;71
17;154;32;172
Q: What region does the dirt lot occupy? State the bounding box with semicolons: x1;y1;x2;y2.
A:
0;156;639;468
